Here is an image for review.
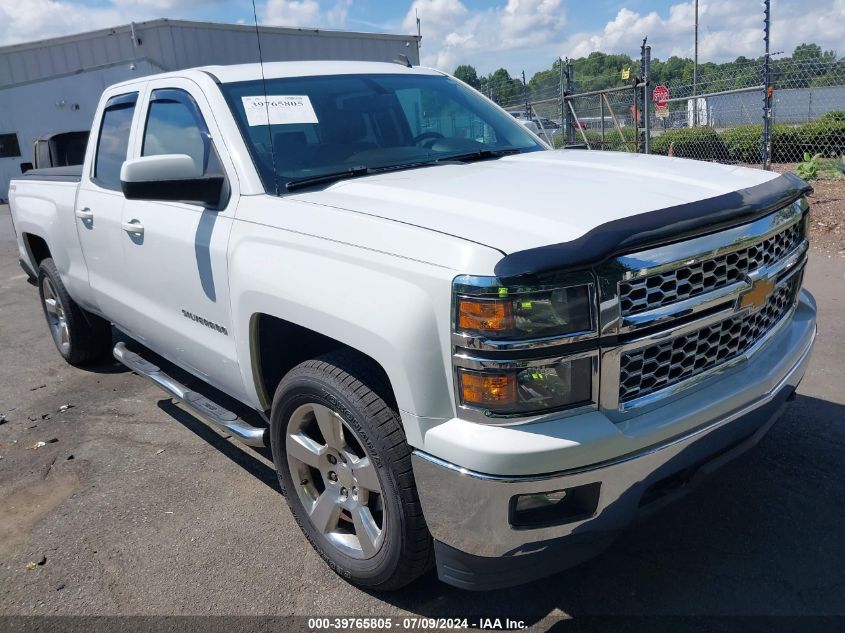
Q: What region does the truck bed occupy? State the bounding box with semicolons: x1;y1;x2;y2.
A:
19;165;83;182
10;167;84;291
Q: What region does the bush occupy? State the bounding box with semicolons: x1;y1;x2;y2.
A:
553;116;845;164
820;110;845;123
767;121;845;162
722;125;762;163
798;120;845;157
553;126;638;151
650;127;729;161
771;124;804;163
583;127;638;151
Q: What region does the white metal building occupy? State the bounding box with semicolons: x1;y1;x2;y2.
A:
0;18;421;198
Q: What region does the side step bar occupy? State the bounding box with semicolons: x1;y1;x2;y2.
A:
113;342;267;447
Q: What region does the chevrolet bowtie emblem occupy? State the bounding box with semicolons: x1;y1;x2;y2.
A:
739;277;776;311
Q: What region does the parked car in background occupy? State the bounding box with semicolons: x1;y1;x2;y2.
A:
517;119;541;134
9;60;816;591
534;117;560;131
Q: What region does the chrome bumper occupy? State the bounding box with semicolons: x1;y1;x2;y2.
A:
413;292;816;564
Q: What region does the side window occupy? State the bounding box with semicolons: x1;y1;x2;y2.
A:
142;90;222;177
93;94;137;190
0;133;21;158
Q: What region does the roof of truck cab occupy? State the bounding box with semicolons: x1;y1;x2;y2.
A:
200;61;443;83
105;61;443;91
107;61;444;92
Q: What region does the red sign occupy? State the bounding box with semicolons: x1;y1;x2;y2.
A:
652;85;670;104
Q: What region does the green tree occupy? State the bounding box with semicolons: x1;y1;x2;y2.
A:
453;40;841;109
453;64;481;90
485;68;523;106
527;59;562;101
792;43;835;64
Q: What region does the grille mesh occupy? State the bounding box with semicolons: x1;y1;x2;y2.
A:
618;278;798;403
619;221;803;316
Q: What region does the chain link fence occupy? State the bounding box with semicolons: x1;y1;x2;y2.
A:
645;59;764;163
502;51;845;170
769;58;845;162
565;85;640;152
644;57;845;165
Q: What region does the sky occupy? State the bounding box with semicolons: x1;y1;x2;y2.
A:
0;0;843;77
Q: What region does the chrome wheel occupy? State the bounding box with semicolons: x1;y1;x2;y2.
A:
286;403;386;559
42;276;70;355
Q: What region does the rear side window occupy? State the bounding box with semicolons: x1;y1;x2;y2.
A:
93;93;137;190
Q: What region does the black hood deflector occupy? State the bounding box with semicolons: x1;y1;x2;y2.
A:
494;172;811;281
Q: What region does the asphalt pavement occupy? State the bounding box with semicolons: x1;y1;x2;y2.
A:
1;203;843;625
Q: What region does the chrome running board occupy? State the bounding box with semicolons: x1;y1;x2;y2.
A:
113;342;267;447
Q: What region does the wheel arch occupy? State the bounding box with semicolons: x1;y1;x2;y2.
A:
22;232;52;270
250;313;398;414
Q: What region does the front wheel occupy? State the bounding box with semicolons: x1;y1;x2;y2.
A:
270;351;434;590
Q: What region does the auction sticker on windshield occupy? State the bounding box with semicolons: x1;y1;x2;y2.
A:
241;95;319;126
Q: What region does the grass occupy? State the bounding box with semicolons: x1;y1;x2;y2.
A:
815;157;845;180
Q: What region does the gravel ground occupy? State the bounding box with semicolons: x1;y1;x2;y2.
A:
768;163;845;253
0;202;844;627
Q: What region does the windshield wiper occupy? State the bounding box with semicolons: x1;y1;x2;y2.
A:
435;148;523;163
286;165;372;191
285;160;441;191
285;150;522;191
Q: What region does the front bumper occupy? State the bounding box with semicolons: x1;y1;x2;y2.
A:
412;291;816;590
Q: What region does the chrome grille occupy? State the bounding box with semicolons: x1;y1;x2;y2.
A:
618;277;798;403
619;221;803;316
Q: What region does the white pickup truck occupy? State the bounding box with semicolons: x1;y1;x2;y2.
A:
9;61;816;591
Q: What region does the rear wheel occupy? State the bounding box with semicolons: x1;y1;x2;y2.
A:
37;258;112;365
270;351;434;590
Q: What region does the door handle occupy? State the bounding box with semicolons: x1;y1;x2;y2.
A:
122;220;144;236
75;207;94;221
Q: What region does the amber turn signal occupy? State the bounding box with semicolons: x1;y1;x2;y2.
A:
456;298;513;335
459;371;518;408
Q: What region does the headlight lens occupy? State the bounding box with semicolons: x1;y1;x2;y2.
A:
458;356;593;415
452;275;597;420
456;285;592;339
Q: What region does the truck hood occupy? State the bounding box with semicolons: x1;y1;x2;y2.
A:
295;150;780;255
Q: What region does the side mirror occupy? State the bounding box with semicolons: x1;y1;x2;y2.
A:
120;154;225;208
20;162;33;174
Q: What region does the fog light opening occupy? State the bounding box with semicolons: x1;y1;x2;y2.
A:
509;482;601;529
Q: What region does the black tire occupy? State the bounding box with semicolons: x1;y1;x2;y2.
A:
270;350;434;590
37;258;112;365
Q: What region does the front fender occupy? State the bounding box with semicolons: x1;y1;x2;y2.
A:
229;196;503;427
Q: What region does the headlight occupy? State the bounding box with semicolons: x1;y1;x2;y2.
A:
452;274;598;421
455;283;593;340
458;356;594;415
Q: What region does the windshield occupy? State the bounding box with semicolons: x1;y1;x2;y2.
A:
220;73;545;193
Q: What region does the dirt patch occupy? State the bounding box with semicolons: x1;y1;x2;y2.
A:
768;163;845;252
0;470;81;557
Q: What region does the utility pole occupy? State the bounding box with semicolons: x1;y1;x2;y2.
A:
762;0;772;169
559;57;564;137
415;9;421;56
565;59;574;145
522;69;529;117
693;0;699;127
642;38;651;154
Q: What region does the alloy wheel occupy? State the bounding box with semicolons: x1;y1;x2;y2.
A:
286;403;386;559
42;276;70;355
